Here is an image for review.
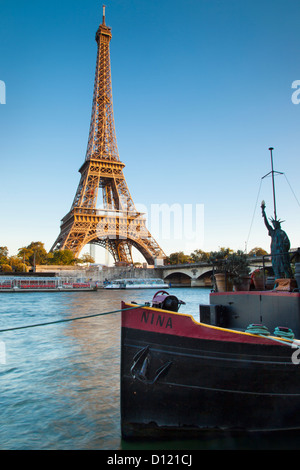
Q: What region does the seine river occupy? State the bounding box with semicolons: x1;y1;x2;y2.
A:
1;287;300;450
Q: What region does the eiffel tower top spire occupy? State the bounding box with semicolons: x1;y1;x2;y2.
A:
85;5;117;164
102;4;106;25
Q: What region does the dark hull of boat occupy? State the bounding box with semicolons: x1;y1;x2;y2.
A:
121;302;300;439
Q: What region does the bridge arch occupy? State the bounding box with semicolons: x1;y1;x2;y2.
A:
195;269;214;287
162;265;214;287
164;271;192;287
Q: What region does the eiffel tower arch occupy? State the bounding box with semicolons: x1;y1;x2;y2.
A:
51;7;165;265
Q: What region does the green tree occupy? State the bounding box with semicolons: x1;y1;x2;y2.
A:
49;249;76;265
77;253;95;264
8;256;25;272
1;264;12;272
18;242;49;266
164;251;192;265
248;247;268;256
190;249;210;263
0;246;9;265
208;247;233;264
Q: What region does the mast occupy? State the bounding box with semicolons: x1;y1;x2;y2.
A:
262;147;283;221
269;147;277;220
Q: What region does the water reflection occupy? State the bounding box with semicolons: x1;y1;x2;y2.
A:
1;288;300;449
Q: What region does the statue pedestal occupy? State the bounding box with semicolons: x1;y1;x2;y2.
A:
275;278;297;292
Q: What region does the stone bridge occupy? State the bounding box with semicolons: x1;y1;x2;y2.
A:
157;257;271;287
55;256;272;287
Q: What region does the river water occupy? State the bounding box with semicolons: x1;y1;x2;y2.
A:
0;287;300;450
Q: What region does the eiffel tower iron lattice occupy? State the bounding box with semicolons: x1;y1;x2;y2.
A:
51;7;165;265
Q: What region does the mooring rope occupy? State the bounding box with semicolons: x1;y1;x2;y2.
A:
245;323;270;336
0;304;148;334
273;326;295;340
245;323;295;346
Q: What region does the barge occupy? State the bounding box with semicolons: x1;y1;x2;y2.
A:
121;285;300;439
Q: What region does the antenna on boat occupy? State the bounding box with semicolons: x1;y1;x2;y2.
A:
262;147;283;221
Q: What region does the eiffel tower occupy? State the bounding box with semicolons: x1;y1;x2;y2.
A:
51;6;165;265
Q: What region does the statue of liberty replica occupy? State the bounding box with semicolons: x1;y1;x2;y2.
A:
260;148;293;280
261;200;293;279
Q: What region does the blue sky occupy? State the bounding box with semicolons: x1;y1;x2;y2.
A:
0;0;300;264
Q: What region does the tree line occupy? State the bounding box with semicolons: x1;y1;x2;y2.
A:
0;242;268;272
0;242;94;272
164;247;268;265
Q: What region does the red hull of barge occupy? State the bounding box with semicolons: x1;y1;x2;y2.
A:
121;296;300;439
